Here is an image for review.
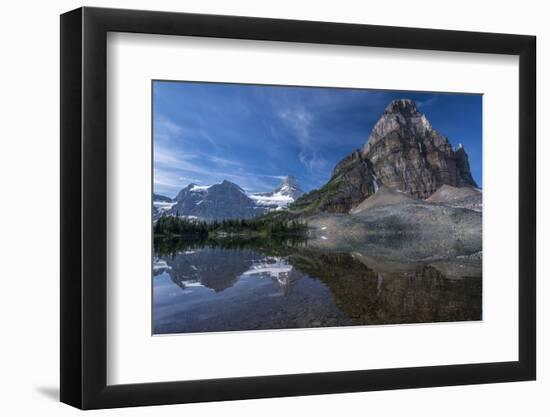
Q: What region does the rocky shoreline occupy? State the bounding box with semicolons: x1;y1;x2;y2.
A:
306;185;482;262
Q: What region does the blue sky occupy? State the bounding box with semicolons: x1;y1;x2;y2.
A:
153;81;482;197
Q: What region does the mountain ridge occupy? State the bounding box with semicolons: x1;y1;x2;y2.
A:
162;175;305;221
168;180;261;221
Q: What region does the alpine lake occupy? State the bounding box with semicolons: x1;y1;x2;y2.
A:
153;234;482;334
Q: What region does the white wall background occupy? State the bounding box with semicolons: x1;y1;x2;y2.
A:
0;0;546;415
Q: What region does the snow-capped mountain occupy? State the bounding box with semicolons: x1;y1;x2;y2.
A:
273;175;304;199
249;175;304;210
155;176;304;222
167;180;264;221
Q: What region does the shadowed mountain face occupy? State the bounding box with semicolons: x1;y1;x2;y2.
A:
292;99;478;213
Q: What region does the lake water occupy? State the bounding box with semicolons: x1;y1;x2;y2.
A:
153;237;482;334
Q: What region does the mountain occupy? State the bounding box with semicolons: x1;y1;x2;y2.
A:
291;99;478;214
362;99;477;196
168;180;264;221
153;193;176;218
250;175;304;210
272;175;304;199
157;176;305;222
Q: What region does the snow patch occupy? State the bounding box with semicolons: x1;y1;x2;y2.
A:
153;201;177;211
153;259;172;271
182;281;203;288
190;184;210;192
249;192;294;208
242;258;293;279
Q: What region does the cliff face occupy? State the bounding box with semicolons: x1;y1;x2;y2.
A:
363;99;477;198
292;99;478;213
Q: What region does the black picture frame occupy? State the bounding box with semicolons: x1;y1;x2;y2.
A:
60;6;536;410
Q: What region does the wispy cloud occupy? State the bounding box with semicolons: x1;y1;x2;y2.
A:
275;102;329;174
278;107;314;146
154;142;283;195
154;147;213;177
154;113;221;153
154;114;183;142
417;96;438;108
209;156;244;168
298;151;329;174
258;174;288;180
271;91;377;175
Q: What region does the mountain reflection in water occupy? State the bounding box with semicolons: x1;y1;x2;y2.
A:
153;237;481;334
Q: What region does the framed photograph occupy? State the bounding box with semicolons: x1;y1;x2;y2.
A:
60;7;536;409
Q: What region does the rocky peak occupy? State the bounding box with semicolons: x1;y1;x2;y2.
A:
290;98;479;213
360;99;478;198
364;99;434;155
384;98;420;116
274;175;304;199
217;180;246;193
